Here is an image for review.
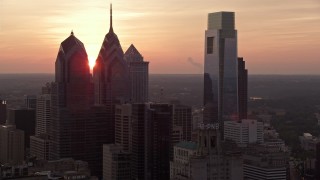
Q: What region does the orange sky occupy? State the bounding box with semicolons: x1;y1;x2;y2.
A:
0;0;319;74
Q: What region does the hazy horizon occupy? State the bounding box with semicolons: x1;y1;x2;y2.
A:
1;0;319;74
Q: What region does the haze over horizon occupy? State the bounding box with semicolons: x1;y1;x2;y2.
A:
0;0;319;74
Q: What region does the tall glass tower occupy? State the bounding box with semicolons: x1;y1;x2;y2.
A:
203;12;238;125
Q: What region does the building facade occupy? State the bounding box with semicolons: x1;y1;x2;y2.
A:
0;125;24;165
103;144;130;180
124;44;149;103
224;119;264;146
0;99;6;125
203;12;238;125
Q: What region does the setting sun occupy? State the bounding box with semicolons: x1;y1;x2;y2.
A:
88;56;96;70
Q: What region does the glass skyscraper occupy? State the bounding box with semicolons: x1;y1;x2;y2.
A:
203;12;239;125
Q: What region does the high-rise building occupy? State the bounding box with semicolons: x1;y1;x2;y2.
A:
24;95;37;109
173;103;192;141
103;144;131;180
124;44;149;103
0;124;25;165
0;99;6;125
243;144;289;180
30;84;52;160
50;31;110;177
224;119;264;147
35;94;51;136
129;103;173;180
115;104;132;151
238;57;248;120
7;108;35;149
203;12;238;125
170;128;243;180
30;134;50;160
93;4;131;105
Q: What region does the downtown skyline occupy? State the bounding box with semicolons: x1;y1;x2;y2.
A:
0;0;320;74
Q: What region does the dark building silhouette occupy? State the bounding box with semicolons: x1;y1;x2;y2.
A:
50;31;109;177
172;102;192;141
93;4;131;105
124;44;149;103
7;108;35;149
130;103;173;180
238;57;248;120
0;99;6;125
316;142;320;179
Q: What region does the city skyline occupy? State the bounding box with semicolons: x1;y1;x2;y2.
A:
0;0;320;74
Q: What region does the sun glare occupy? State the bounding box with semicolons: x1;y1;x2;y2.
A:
88;56;96;70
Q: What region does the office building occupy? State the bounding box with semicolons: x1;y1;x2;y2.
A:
130;103;173;180
238;57;248;120
173;103;192;141
124;44;149;103
35;94;51;136
243;144;289;180
24;95;37;109
170;128;243;180
224;119;264;146
93;4;131;105
7;108;35;149
50;31;110;177
103;144;130;180
0;99;6;125
203;12;238;125
115;104;131;151
0;124;25;165
30;135;50;160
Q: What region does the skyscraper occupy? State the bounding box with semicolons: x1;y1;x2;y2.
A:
94;4;131;105
50;30;94;159
203;12;238;125
129;103;173;180
238;57;248;120
0;124;25;165
124;44;149;103
0;99;6;125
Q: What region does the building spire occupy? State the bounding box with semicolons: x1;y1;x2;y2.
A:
109;3;113;32
71;30;74;36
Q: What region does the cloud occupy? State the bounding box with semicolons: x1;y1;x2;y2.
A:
187;57;203;70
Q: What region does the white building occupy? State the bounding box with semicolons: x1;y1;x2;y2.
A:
103;144;130;180
224;119;263;146
299;133;320;151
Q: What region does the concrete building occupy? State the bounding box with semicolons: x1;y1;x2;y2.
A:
0;124;25;165
30;135;50;160
224;119;263;146
124;44;149;103
35;94;51;136
24;95;37;109
243;144;289;180
103;144;130;180
7;108;35;149
299;133;320;151
170;128;243;180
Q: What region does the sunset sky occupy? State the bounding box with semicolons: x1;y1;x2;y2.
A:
0;0;319;74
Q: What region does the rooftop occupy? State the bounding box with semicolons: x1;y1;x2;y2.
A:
175;141;198;150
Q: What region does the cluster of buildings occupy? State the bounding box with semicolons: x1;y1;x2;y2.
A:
0;5;293;180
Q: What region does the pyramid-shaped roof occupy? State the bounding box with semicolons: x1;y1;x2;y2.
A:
124;44;143;62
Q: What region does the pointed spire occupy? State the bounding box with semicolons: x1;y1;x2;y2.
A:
109;3;113;32
71;30;74;36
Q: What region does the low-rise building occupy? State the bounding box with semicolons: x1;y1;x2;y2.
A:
299;133;320;151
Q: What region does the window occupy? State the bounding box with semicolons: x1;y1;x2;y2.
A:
207;37;214;54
